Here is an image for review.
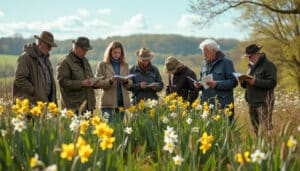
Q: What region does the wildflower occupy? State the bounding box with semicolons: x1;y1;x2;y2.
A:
128;105;137;113
137;100;145;110
70;119;80;132
149;108;155;118
60;108;68;118
30;106;42;116
201;110;209;119
91;115;101;126
228;103;234;109
191;99;200;109
186;117;192;125
30;154;41;168
172;155;184;166
67;109;74;118
60;143;75;161
93;123;113;138
146;99;158;108
209;104;214;109
250;149;266;164
168;104;176;111
164;126;178;143
45;164;57;171
191;127;199;133
287;136;297;148
76;136;87;148
78;144;93;163
83;110;92;119
0;105;3;114
213;115;221;121
80;120;89;134
182;110;187;117
161;116;169;124
124;127;133;135
47;102;59;115
36;101;46;110
235;151;251;165
100;136;115;150
163;141;175;153
199;132;214;154
119;106;124;112
170;112;178;118
224;108;233;116
13;120;26;132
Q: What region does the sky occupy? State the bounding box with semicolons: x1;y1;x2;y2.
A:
0;0;250;40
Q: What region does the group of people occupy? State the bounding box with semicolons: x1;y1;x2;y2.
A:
13;31;277;135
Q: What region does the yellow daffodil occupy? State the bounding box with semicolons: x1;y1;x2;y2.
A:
149;108;155;118
76;136;87;148
60;143;75;161
119;106;125;112
235;153;244;164
100;136;115;150
213;115;221;121
80;120;89;135
30;106;42;116
287;136;297;148
78;144;93;163
91;115;101;126
138;100;145;110
128;105;137;113
199;132;214;154
168;104;176;111
67;109;74;118
47;102;59;115
37;101;46;110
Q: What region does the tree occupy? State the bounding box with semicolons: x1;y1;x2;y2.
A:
189;0;300;91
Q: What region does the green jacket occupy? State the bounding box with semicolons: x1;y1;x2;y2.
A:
57;51;96;111
13;43;57;105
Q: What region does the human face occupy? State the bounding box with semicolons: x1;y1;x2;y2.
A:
139;59;151;67
38;40;52;55
202;47;216;61
74;45;88;58
111;48;122;60
247;53;259;63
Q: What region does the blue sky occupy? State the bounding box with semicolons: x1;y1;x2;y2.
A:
0;0;249;40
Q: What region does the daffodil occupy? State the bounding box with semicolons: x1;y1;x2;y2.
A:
250;149;266;164
149;108;155;118
47;102;59;115
60;143;75;161
30;106;42;116
80;120;89;135
287;136;297;148
0;105;3;114
78;144;93;163
163;141;175;153
128;105;137;113
124;127;133;135
199;132;214;154
76;136;87;149
36;101;46;110
213;115;221;121
172;155;184;166
100;136;115;150
91;115;101;126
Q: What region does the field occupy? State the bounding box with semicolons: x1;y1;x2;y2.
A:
0;54;299;170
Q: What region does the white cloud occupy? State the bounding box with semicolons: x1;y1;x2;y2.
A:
153;24;163;30
77;8;89;17
176;14;199;29
97;8;111;15
120;13;147;34
0;10;4;17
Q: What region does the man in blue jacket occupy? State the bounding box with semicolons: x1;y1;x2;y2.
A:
194;39;238;122
240;44;277;135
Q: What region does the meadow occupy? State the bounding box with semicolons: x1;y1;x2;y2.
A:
0;54;299;170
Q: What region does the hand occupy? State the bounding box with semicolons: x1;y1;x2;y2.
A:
206;80;217;88
148;83;158;90
194;82;202;88
140;81;147;89
82;79;91;87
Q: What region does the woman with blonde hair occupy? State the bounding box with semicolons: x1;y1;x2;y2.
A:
95;41;132;122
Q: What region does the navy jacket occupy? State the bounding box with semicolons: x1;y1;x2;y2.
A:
199;51;237;107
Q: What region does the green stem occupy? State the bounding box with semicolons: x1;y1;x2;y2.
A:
71;156;80;171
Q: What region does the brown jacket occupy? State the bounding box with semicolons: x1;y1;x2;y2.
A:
57;51;96;111
95;61;132;109
13;43;57;105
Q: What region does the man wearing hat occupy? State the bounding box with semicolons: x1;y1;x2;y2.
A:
129;48;164;104
13;31;57;105
57;37;96;114
240;44;277;135
165;56;199;104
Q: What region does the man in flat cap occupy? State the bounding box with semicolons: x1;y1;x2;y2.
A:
240;44;277;135
13;31;58;105
57;37;96;114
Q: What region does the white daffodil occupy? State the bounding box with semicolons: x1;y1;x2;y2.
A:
146;99;158;108
13;120;26;132
83;110;92;119
201;110;209;119
60;108;68;118
170;112;178;118
250;149;266;164
195;104;203;110
69;119;80;132
45;164;57;171
162;116;169;124
124;127;133;135
164;126;178;143
186;117;192;125
209;104;214;109
1;129;8;137
45;112;53;119
172;155;184;166
191;127;199;133
163;141;175;153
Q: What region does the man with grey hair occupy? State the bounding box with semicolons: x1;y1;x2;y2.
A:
194;39;237;122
